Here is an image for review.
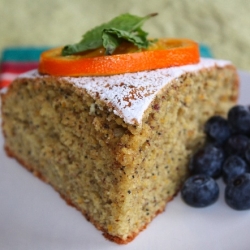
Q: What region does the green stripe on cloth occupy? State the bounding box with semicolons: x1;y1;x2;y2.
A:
1;47;51;62
1;44;213;62
199;44;213;58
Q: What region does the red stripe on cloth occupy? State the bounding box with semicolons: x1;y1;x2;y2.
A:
0;79;13;89
0;62;39;89
1;61;39;74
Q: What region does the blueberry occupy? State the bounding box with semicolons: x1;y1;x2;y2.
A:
225;173;250;210
181;174;219;208
189;144;224;178
224;134;250;158
222;155;250;183
245;143;250;164
204;116;231;145
228;105;250;135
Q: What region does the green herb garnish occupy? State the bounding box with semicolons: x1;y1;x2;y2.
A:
62;13;157;56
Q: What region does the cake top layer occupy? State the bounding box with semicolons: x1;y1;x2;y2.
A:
19;58;231;125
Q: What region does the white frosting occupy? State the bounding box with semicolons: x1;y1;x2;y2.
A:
19;58;231;125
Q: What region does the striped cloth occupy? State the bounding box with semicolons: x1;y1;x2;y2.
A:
0;45;213;89
0;47;49;89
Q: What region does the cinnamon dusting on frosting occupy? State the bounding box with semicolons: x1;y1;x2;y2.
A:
19;58;231;125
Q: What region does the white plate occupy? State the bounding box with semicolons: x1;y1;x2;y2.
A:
0;71;250;250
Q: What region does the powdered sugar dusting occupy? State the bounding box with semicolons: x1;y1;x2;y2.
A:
19;58;231;125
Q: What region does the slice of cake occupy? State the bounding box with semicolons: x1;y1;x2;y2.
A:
1;58;238;243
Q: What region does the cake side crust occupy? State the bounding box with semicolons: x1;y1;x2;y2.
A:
4;145;176;244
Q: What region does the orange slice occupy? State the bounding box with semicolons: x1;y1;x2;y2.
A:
38;38;200;77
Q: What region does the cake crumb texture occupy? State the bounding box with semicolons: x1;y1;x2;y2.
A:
1;64;238;243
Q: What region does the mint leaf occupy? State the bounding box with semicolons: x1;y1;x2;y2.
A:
62;13;157;56
102;31;122;55
102;27;149;55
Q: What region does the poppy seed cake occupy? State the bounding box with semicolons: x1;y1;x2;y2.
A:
1;58;238;244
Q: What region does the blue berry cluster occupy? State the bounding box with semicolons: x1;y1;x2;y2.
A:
181;105;250;210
